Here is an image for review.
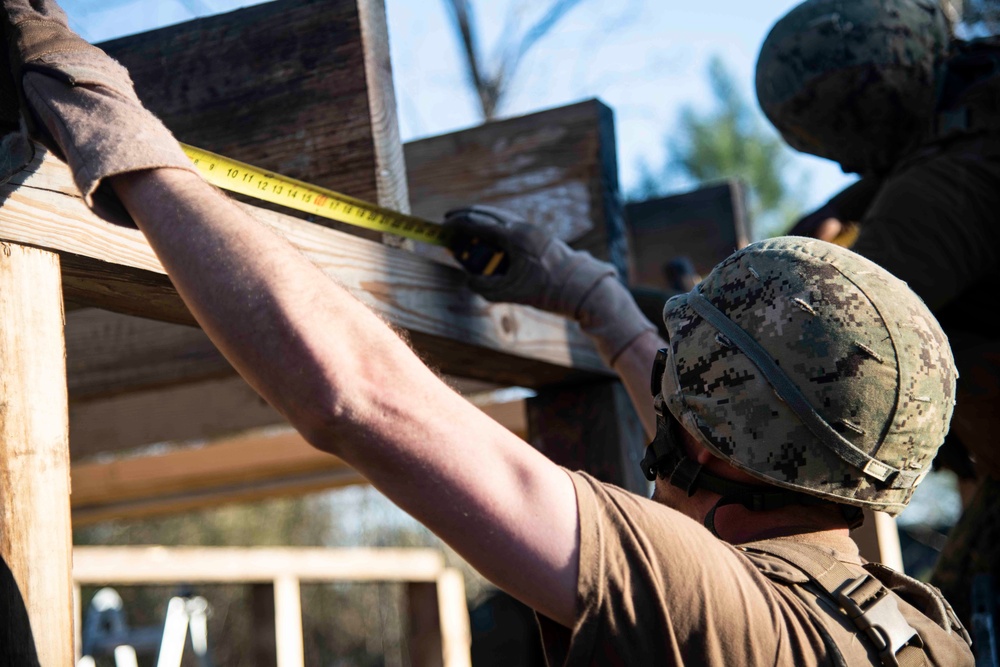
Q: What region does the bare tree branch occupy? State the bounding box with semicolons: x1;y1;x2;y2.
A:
507;0;585;78
443;0;498;117
442;0;588;120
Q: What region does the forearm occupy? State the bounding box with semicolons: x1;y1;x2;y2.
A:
109;167;580;625
110;168;380;436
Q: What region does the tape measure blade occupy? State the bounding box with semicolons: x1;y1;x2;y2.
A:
181;143;446;246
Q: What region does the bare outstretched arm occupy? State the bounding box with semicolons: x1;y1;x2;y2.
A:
108;168;581;625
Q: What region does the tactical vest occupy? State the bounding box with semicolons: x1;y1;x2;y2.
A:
738;541;973;666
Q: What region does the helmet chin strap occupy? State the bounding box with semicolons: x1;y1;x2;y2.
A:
641;403;863;538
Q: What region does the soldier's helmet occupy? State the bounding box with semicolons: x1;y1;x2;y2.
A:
755;0;951;175
657;237;956;514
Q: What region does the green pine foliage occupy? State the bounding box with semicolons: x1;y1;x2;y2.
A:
632;56;807;238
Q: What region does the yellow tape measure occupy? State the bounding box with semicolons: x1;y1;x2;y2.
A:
180;143;447;246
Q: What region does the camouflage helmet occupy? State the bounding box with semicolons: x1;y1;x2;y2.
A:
755;0;951;175
657;237;956;515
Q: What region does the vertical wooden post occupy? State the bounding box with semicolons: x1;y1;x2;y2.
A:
407;581;443;667
436;570;471;667
527;379;649;494
0;243;73;665
273;575;304;667
853;510;905;571
250;582;278;666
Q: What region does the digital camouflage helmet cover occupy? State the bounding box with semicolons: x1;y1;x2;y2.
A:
648;237;956;516
755;0;951;175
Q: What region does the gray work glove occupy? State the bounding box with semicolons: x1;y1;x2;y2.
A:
2;0;196;209
444;205;656;365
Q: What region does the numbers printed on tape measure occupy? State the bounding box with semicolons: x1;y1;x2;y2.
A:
182;144;448;246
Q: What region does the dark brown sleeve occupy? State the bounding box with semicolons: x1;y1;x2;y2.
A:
789;176;884;237
852;149;1000;311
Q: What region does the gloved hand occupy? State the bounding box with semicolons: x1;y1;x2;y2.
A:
1;0;196;209
444;205;656;365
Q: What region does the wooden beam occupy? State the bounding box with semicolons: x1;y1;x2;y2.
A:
0;243;73;666
405;99;630;277
69;375;281;460
66;308;229;401
67;372;510;463
69;400;527;524
63;99;628;405
99;0;409;231
437;570;472;667
274;575;305;667
624;180;751;289
0;151;608;390
527;379;648;494
70;428;365;525
407;582;444;667
72;547;446;584
251;583;278;666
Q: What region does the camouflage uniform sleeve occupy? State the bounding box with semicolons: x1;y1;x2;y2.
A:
852;148;1000;311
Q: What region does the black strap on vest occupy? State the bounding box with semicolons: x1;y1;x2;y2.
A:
739;540;927;667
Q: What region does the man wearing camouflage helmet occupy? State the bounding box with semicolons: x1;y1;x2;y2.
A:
756;0;1000;628
0;0;976;663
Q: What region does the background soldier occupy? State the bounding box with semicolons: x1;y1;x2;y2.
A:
756;0;1000;629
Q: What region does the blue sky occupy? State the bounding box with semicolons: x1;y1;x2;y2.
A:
61;0;855;217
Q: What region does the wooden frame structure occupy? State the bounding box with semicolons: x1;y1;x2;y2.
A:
73;546;471;667
0;0;646;659
0;0;897;660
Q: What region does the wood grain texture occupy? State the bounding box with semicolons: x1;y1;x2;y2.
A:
0;244;73;666
99;0;407;242
357;0;410;214
0;151;609;391
404;99;630;277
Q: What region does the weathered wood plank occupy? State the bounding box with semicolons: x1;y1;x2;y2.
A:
69;376;280;460
69;400;527;523
0;244;73;666
405;99;630;277
68;371;512;462
66;309;228;400
437;571;473;667
625;180;751;289
61;100;632;405
72;547;446;584
70;428;358;524
0;151;608;390
99;0;409;237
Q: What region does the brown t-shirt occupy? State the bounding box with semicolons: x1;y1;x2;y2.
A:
537;471;973;666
